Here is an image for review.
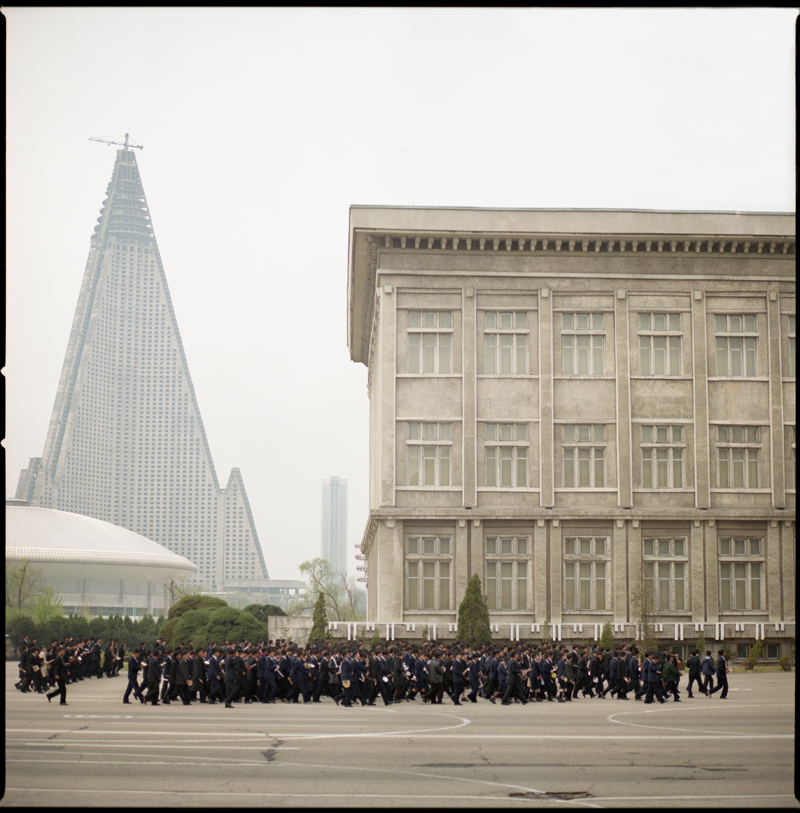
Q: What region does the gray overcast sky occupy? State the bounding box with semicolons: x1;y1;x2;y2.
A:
4;8;795;582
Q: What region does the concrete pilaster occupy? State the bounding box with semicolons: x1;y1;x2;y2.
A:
380;286;396;507
767;290;786;507
549;519;562;622
613;519;628;623
539;289;554;507
534;519;548;621
691;290;711;507
781;521;795;621
705;521;719;622
462;288;477;508
627;520;642;624
767;520;781;622
614;291;633;507
690;520;706;622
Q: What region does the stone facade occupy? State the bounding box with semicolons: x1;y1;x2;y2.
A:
347;207;795;653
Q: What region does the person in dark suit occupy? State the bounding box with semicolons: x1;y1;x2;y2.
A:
708;649;730;699
466;653;481;703
701;650;716;695
224;648;241;708
685;649;704;698
335;650;354;707
143;650;161;705
123;650;145;704
450;652;464;705
424;651;446;705
207;650;224;704
46;646;68;705
501;651;527;705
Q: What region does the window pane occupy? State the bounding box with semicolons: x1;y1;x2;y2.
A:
563;335;573;374
577;335;589;374
673;449;683;488
745;338;756;377
644;538;654;556
408;446;419;485
486;447;497;487
423;311;436;328
564;562;575;610
500;447;512;487
486;537;496;555
439;447;450;486
750;538;761;556
485;311;496;329
730;315;741;333
408;538;418;555
594;449;604;487
407;561;418;609
500;423;513;441
500;334;513;373
669;313;681;331
563;425;574;442
517;538;528;555
423;447;436;485
423;537;435;555
423;333;436;372
729;337;743;376
654;313;666;331
578;425;590;442
748;450;758;487
409;334;420;373
422;562;435;608
486;423;496;441
744;315;755;333
439;334;451;374
716;315;727;332
640;336;651;375
501;537;513;555
486;561;496;610
653;336;666;375
716;337;727;376
658;538;670;556
516;335;526;374
642;425;652;443
596;563;606;610
439;537;450;555
669;337;681;374
565;538;574;555
579;448;590;485
592;336;604;374
595;538;605;555
500;312;513;329
517;449;527;487
719;449;729;488
751;563;761;609
577;313;589;330
674;562;685;610
594;425;605;442
439;562;450;610
579;538;591;555
720;562;731;611
564;448;574;487
439;311;451;329
517;564;527;610
515;312;527;329
439;423;451;441
562;313;573;330
485;334;497;374
674;539;685;556
408;311;421;328
657;448;669;487
639;313;651;331
734;538;746;555
593;313;603;330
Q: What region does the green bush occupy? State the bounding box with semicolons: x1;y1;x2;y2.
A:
199;606;268;648
171;608;214;648
167;594;227;620
778;655;793;672
456;573;492;648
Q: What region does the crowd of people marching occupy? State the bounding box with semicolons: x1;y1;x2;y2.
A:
13;633;731;708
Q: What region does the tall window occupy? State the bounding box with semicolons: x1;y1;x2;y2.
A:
562;313;605;375
715;314;757;377
788;315;796;378
408;311;452;374
484;311;527;374
717;426;760;488
789;425;797;490
485;536;529;610
564;536;609;611
719;536;763;611
406;535;452;610
639;313;682;375
563;425;605;487
643;537;687;611
641;425;685;488
407;422;451;486
485;423;528;488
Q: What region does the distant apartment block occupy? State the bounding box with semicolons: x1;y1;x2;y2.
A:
321;476;348;576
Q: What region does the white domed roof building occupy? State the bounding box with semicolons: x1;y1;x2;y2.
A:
6;501;197;618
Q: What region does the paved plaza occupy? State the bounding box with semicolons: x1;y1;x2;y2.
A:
3;662;798;807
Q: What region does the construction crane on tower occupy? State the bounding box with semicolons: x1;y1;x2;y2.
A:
89;132;144;150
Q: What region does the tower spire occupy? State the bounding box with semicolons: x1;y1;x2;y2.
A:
89;132;144;150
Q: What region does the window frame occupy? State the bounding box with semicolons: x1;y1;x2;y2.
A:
484;423;529;488
718;536;764;612
563;536;610;612
561;312;606;376
485;536;530;611
640;425;687;489
482;310;529;375
642;536;689;613
407;310;453;375
637;312;683;377
715;425;761;489
561;424;606;488
405;535;453;611
406;422;452;487
714;313;759;378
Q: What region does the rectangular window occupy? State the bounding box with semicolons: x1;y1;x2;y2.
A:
718;536;764;611
563;536;609;611
716;426;760;489
642;537;688;612
638;313;682;376
788;315;796;378
484;311;528;375
485;423;528;487
562;312;605;375
715;314;758;377
562;425;605;487
407;422;452;487
485;536;529;611
406;535;452;610
641;425;685;488
408;311;452;374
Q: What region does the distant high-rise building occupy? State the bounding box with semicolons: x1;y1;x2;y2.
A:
16;146;269;591
321;476;348;576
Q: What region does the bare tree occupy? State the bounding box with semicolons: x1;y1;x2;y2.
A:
6;559;43;610
165;578;206;609
287;558;365;621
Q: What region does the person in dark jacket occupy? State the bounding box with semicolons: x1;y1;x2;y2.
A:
701;651;716;695
708;649;730;699
45;646;68;705
143;650;161;705
123;650;145;704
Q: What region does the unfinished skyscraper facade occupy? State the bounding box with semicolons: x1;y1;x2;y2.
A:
16;146;269;592
321;476;348;577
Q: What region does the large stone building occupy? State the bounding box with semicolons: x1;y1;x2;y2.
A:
16;146;269;594
347;206;795;656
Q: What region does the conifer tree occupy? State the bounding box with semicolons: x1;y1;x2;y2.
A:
599;621;614;651
457;573;492;648
308;592;328;645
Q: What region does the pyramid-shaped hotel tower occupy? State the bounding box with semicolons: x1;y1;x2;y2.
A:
16;145;269;591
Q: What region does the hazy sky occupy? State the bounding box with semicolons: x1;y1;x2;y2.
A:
4;8;795;582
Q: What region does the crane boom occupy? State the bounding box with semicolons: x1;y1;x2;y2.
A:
89;132;144;150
